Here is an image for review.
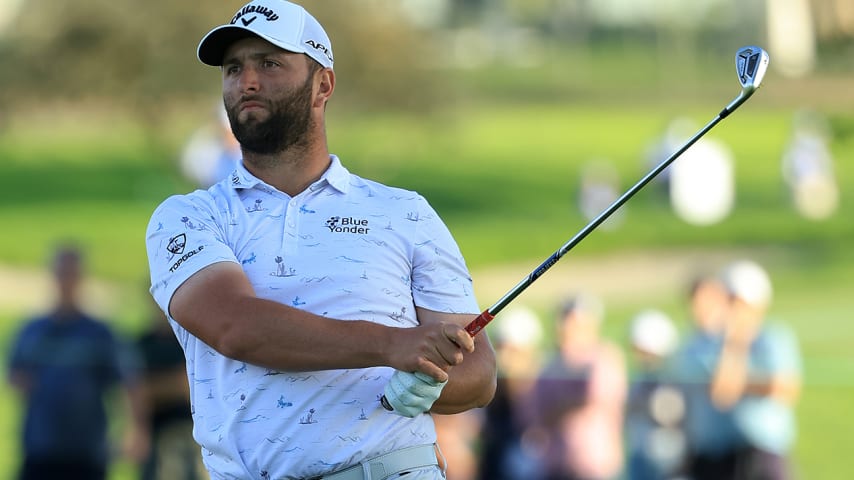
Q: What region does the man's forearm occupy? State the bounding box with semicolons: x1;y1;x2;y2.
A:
710;340;750;409
171;263;485;383
203;295;395;371
744;375;802;405
170;263;398;372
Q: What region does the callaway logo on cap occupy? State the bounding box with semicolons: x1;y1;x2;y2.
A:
197;0;333;69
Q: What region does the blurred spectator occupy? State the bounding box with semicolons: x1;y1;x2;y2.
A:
179;103;242;188
673;273;740;480
686;272;730;338
625;309;687;480
6;244;148;480
646;117;735;226
530;294;627;480
710;260;803;480
477;305;545;480
676;262;803;480
134;294;205;480
781;109;839;220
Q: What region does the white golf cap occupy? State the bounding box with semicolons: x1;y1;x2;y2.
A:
197;0;334;69
492;306;543;348
721;259;773;308
630;309;678;357
559;293;605;324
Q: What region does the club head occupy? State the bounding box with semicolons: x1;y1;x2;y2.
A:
736;46;770;95
721;46;770;116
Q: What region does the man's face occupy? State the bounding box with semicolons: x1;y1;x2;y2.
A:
53;251;82;303
692;279;728;334
221;36;316;155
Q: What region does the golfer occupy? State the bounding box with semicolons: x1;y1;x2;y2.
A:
145;1;496;478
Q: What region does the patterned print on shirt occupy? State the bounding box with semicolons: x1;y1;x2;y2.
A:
272;256;296;277
180;216;207;231
246;199;266;213
299;408;317;424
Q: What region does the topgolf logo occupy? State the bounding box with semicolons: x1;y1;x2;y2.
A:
166;233;204;273
167;234;187;254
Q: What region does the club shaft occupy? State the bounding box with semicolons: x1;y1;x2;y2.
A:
385;45;766;411
465;113;728;337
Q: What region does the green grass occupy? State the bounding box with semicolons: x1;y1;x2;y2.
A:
0;97;851;478
330;104;852;265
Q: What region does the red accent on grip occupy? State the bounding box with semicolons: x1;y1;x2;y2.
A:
464;310;494;337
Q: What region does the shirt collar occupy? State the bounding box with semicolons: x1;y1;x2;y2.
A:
228;155;350;195
315;155;350;194
228;162;260;190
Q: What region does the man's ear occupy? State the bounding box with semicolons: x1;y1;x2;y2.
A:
315;68;335;108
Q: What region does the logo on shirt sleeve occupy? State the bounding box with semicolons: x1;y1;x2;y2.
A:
166;233;205;273
167;234;187;254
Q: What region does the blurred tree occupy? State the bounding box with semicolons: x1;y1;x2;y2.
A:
0;0;221;127
0;0;450;128
811;0;854;40
303;0;451;113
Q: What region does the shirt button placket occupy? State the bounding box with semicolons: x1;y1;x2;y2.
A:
283;199;299;255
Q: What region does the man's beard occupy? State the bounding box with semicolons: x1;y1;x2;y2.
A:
226;74;314;156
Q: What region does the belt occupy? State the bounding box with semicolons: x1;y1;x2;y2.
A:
320;444;439;480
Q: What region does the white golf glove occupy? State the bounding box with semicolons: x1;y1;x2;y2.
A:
381;370;447;418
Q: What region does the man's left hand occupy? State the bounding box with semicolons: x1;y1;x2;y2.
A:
382;370;447;417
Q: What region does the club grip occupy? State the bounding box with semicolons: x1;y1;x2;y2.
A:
381;309;495;412
465;310;494;337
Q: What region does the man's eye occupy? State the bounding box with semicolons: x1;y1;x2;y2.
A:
225;65;240;75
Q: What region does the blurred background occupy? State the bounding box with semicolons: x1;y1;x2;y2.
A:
0;0;851;478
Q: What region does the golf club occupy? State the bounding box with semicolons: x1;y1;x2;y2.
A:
381;45;768;413
464;45;769;336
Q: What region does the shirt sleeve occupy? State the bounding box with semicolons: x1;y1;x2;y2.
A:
410;195;480;315
146;193;240;318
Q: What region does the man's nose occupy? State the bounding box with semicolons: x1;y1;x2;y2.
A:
238;67;260;93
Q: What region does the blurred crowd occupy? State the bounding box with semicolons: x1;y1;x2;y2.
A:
579;109;839;227
2;105;242;480
435;258;803;480
4;241;803;480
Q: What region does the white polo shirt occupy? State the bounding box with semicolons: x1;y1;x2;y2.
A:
146;156;479;479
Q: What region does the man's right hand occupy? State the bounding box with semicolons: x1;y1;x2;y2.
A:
386;319;474;382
